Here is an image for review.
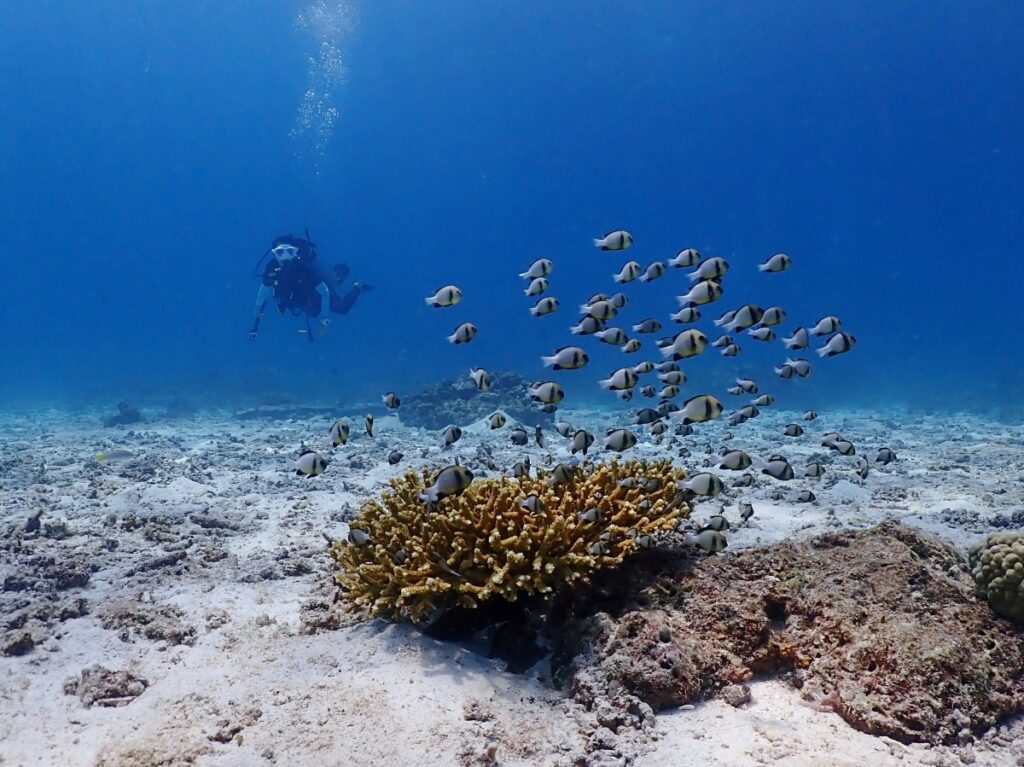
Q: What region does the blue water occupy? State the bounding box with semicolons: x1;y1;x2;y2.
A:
2;1;1022;415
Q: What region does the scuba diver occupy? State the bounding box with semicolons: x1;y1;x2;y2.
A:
248;231;372;342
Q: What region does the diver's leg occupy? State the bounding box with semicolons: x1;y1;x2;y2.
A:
330;262;350;286
249;286;272;339
316;283;333;319
330;285;363;315
312;259;350;293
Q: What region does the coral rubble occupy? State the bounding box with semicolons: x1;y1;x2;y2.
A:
562;521;1024;745
63;665;148;708
332;459;689;623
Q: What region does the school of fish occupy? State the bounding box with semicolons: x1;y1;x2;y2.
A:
303;229;895;557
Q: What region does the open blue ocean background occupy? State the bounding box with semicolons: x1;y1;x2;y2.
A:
2;1;1021;416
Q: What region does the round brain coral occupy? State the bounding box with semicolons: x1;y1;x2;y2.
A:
969;530;1024;624
331;459;689;623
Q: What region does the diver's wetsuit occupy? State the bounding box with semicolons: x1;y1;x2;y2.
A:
249;234;366;341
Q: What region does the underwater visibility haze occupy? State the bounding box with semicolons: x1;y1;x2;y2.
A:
9;4;1024;764
1;0;1023;410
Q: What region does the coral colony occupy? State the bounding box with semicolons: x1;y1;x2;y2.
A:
332;459;687;622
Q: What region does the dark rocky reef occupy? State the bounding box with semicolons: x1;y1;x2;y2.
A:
102;401;143;428
400;371;552;429
556;521;1024;745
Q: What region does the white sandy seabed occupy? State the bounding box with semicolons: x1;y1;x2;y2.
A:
2;406;1024;767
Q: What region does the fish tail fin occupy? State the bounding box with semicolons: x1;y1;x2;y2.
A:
816;346;829;358
424;297;436;307
593;238;604;248
757;263;769;272
687;272;699;282
540;355;555;367
597;378;612;390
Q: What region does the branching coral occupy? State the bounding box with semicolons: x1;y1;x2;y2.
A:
969;530;1024;624
331;459;688;623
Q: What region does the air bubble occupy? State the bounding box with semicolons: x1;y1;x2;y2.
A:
291;1;357;165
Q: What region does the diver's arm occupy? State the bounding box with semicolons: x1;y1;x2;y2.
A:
249;284;272;339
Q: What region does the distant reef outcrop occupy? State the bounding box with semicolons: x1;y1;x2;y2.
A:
399;371;553;430
101;402;143;428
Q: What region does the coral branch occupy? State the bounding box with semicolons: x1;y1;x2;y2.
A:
332;459;689;622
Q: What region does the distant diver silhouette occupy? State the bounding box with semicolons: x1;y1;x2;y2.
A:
248;230;372;342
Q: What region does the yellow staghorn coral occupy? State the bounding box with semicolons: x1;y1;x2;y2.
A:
331;459;689;623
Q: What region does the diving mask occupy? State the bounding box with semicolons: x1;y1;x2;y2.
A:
271;243;299;262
